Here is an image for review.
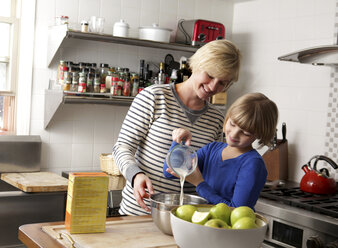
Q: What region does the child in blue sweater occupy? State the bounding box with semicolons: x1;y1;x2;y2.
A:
164;92;278;209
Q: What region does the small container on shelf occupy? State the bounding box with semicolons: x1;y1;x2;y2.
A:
78;72;87;93
94;73;101;93
81;20;89;32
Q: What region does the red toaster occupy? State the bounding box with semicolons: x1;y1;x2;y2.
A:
175;19;225;46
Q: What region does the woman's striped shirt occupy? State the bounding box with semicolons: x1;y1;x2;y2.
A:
112;83;225;215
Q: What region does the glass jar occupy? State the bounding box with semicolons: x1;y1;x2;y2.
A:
123;73;131;96
61;16;69;24
81;20;89;32
100;83;106;93
78;72;87;93
63;71;72;91
105;71;113;92
87;69;94;92
58;60;67;85
100;63;109;90
71;72;79;92
111;76;119;95
94;73;101;93
131;78;139;97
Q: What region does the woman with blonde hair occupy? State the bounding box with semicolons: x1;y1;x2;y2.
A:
164;92;279;210
113;39;241;216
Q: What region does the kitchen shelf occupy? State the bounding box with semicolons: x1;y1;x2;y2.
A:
44;90;134;128
46;25;200;129
47;25;198;67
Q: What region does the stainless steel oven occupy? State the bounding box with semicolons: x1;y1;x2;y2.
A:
256;181;338;248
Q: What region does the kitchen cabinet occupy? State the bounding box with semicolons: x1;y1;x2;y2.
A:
45;25;198;129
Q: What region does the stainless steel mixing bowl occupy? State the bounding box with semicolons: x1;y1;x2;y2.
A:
150;193;208;235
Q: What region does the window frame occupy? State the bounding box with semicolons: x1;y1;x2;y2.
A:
0;0;19;134
1;0;36;135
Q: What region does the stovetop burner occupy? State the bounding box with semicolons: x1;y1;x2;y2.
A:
260;181;338;218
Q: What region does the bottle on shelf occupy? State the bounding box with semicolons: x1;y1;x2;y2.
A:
158;62;166;84
123;72;131;96
58;60;68;86
177;60;191;83
78;72;87;93
87;68;95;92
100;63;109;92
144;63;153;87
131;77;139;97
169;69;178;84
93;73;101;93
138;59;145;92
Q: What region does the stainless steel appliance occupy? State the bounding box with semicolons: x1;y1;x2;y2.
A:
256;181;338;248
0;135;41;173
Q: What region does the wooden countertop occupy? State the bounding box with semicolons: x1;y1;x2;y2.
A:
19;215;177;248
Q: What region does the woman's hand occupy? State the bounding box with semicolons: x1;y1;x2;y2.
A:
166;167;204;187
172;128;192;146
133;173;154;212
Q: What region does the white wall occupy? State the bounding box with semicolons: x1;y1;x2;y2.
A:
30;0;235;175
230;0;337;182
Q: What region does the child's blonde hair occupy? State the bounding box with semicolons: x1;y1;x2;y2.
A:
225;92;278;147
189;39;241;83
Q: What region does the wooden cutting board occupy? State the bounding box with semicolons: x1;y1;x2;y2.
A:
1;172;68;192
42;216;177;248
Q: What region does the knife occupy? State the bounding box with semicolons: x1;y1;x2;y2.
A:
282;122;287;142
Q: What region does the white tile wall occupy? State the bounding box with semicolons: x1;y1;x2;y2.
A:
31;0;337;182
231;0;337;182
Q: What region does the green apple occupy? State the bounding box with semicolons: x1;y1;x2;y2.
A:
209;203;231;225
191;210;211;225
230;206;256;226
204;219;231;229
232;217;258;229
176;205;197;222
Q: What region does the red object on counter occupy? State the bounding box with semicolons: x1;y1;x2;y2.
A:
300;155;337;195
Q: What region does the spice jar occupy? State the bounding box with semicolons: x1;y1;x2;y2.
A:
123;73;131;96
106;71;113;93
78;72;87;93
57;60;67;85
111;76;118;95
63;71;72;91
131;78;139;97
100;83;106;93
71;72;79;92
94;73;101;93
100;63;109;91
87;69;94;92
81;20;89;32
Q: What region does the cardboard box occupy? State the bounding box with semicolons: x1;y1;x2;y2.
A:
65;172;109;234
211;92;227;105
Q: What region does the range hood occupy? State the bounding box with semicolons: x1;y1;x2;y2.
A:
278;45;338;66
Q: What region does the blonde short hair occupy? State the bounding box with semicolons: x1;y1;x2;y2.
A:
189;39;241;82
225;92;279;147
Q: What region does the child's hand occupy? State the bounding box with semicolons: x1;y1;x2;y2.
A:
186;167;204;187
166;168;179;178
172;128;192;146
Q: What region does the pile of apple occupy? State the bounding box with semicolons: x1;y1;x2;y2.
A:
175;203;258;229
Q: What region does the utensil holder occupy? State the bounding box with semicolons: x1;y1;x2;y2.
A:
262;139;288;181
